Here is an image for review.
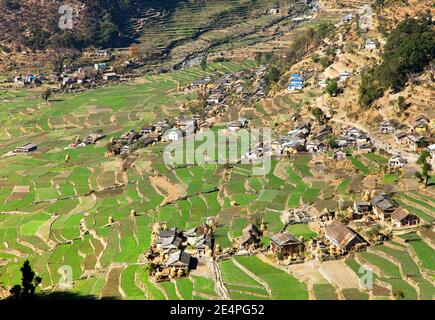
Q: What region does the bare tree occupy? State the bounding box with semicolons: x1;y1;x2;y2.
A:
48;48;80;73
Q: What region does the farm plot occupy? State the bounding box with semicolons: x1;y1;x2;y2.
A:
234;256;308;300
219;259;269;300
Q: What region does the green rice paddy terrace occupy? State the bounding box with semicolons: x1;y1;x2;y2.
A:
0;58;433;300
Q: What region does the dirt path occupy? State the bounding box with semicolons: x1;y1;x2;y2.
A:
211;260;230;300
149;175;185;206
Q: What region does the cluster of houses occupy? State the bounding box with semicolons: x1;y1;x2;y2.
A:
108;114;215;155
391;116;432;153
68;132;107;149
12;49;137;90
107;65;271;156
234;191;422;264
301;193;420;260
13;74;46;86
146;223;215;282
270;120;374;158
189;65;267;106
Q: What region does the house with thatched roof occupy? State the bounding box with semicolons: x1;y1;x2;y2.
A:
270;232;304;256
166;250;192;268
194;234;214;254
185;224;209;245
372;194;400;221
237;224;261;250
391;208;420;228
325;220;366;253
156;235;183;252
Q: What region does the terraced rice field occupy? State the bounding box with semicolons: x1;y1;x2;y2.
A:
0;41;433;301
233;256;308;300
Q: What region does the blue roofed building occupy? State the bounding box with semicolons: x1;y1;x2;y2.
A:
288;73;304;91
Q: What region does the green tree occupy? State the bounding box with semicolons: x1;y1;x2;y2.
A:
415;150;432;186
359;15;435;107
9;260;42;300
326;134;337;149
41;88;51;102
264;66;282;92
326;79;339;96
397;96;407;112
98;13;119;46
358;69;383;108
200;56;208;71
312;107;325;124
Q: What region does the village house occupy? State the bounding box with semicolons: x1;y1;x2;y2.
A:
155;119;174;133
356;134;371;145
342;14;353;23
413;115;430;134
315;125;332;141
306;140;327;153
103;72;119;81
344;127;364;138
157;235;184;252
237;224;261;250
357;143;374;154
315;209;335;226
79;132;107;146
156;228;184;252
95;49;112;57
166;250;193;269
15;143;38;153
337;135;356;148
269;5;279;15
388;155;407;171
271;137;290;154
207;93;225;105
185;224;209;246
288;73;304;91
332;150;346;161
405;133;429;152
372;194;400;221
325;220;366;253
288;122;311;138
353;202;372;219
194;234;214;255
395;132;408;145
119;145;131;155
190;79;210;91
270;232;304;257
94;63;107;71
166;129;184;142
391;208;420;228
120;130;141;144
141;136;159;147
365;39;376;50
339;71;350;82
141;124;156;135
228;122;242;132
283;138;306;154
177;117;197;133
238;117;249;129
380;119;399;134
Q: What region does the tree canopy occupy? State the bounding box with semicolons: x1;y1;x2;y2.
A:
359;14;435;108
